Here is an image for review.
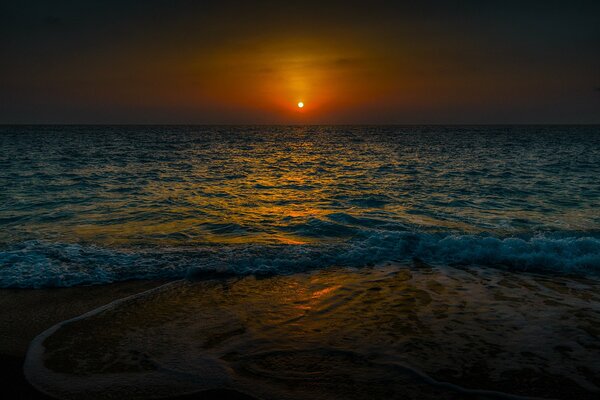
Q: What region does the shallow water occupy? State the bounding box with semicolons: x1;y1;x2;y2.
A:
1;125;600;287
26;264;600;399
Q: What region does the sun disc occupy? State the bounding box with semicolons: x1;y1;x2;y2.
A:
297;101;304;108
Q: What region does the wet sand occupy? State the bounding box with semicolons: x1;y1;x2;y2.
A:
0;280;259;400
0;281;165;399
20;264;600;400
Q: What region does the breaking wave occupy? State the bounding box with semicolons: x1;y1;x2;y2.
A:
2;231;600;288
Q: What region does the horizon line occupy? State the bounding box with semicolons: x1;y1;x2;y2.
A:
2;123;600;127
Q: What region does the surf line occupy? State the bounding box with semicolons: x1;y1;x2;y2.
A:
23;280;186;398
24;277;559;400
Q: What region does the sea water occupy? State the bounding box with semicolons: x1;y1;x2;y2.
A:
1;125;600;287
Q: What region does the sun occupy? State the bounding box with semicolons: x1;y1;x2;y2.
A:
297;101;304;108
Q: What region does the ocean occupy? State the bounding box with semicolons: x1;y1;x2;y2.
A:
3;125;600;399
1;125;599;287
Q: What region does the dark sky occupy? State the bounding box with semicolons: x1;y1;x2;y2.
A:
1;0;599;124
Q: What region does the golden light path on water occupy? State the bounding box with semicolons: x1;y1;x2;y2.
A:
70;135;340;247
2;126;599;288
24;125;576;249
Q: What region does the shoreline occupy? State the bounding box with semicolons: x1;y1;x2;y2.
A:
3;267;600;399
0;281;166;399
0;280;258;400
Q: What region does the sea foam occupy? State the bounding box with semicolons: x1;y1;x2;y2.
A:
1;231;599;288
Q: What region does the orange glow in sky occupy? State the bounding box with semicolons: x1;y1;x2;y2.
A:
1;2;598;124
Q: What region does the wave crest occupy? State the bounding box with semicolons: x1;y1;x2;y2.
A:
1;232;600;288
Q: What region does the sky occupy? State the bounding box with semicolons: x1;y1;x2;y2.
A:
1;0;599;124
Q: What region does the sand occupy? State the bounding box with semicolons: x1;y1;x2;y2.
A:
0;281;165;399
0;280;257;400
3;265;600;399
19;265;600;400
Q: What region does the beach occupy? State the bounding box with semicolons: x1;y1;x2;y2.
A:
0;280;261;400
15;264;600;400
0;281;164;399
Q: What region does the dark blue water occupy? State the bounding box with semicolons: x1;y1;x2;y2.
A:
1;125;600;287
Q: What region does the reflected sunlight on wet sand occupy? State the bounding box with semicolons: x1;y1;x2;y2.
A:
26;263;600;400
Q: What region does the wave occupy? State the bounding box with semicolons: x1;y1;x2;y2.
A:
1;231;600;288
